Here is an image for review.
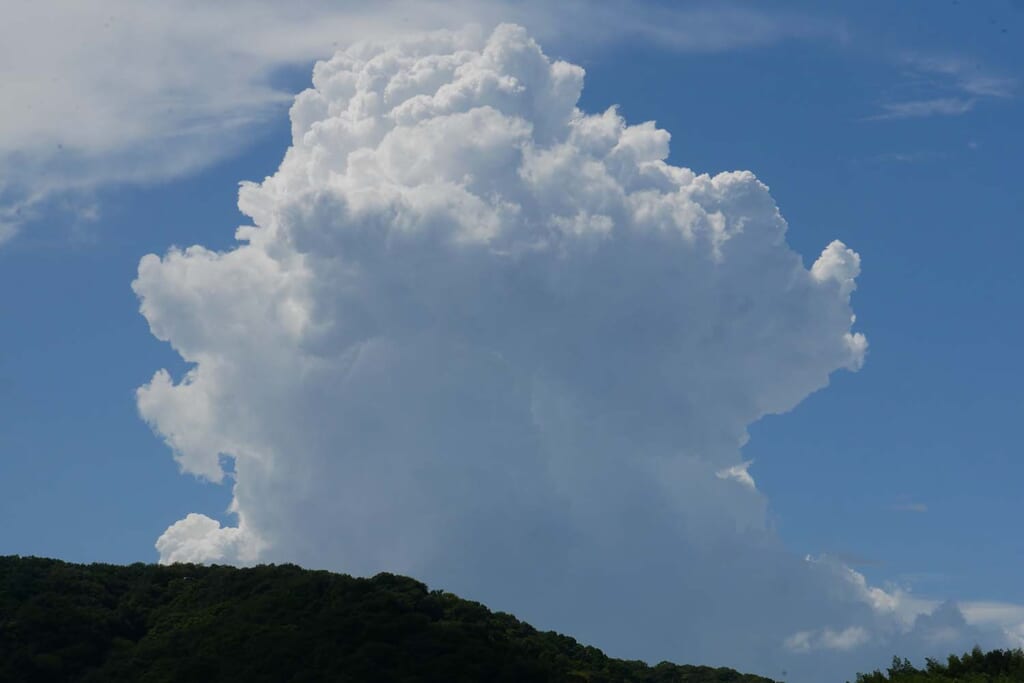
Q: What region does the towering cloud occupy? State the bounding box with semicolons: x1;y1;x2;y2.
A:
134;24;998;681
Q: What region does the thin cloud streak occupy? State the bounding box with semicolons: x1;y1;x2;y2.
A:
869;52;1015;120
904;54;1016;98
868;97;976;121
890;502;929;513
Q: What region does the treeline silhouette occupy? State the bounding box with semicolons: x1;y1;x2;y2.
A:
3;556;1021;682
0;556;774;682
851;648;1024;682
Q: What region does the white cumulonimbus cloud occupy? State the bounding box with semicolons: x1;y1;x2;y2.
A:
133;24;1010;681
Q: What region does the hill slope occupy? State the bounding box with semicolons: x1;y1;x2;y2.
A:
0;556;776;683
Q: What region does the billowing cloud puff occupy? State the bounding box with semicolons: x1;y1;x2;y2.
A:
133;24;1005;681
0;1;842;245
154;512;264;565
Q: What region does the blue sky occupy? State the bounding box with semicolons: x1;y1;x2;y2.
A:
1;2;1022;680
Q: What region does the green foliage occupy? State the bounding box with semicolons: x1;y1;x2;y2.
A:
0;556;776;683
851;647;1024;683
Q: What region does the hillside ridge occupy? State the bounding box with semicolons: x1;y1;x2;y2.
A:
0;555;776;683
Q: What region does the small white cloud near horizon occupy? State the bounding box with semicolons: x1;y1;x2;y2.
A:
155;512;265;566
785;626;871;653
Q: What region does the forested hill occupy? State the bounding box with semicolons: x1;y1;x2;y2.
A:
0;556;775;683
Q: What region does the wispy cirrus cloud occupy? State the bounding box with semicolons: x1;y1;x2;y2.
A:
890;502;929;513
870;97;976;121
872;150;946;164
904;54;1016;98
869;53;1015;120
551;2;845;53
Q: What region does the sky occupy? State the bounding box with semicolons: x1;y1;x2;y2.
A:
1;2;1022;681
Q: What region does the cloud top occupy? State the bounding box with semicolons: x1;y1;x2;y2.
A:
0;0;843;244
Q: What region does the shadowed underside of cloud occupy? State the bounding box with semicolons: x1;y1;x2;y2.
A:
133;24;1013;683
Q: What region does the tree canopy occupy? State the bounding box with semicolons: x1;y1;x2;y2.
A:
851;648;1024;683
4;555;1020;683
0;556;775;683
